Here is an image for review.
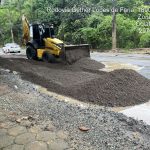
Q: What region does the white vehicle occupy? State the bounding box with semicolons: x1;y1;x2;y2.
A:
2;43;21;53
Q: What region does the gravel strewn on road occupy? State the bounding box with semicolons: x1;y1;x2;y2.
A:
0;57;150;107
0;70;150;150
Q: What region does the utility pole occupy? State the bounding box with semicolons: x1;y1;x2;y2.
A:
112;0;117;52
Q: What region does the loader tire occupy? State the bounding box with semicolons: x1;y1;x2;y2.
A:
42;52;56;63
26;46;37;60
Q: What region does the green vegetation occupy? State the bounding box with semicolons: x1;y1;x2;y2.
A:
0;0;149;50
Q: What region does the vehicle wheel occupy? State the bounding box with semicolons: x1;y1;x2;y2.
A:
42;52;56;63
26;46;37;60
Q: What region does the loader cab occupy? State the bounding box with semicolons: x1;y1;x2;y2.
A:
29;23;55;48
44;24;55;38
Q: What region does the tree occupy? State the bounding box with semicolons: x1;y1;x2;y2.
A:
0;0;20;43
0;0;149;49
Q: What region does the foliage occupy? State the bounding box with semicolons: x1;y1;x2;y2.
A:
0;0;149;49
116;14;139;49
139;33;150;48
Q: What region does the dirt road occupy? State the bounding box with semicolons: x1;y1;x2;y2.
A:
0;57;150;107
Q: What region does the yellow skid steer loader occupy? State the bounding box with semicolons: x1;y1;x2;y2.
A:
22;15;90;64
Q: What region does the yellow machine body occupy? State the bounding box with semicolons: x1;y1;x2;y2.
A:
22;15;90;64
37;38;64;59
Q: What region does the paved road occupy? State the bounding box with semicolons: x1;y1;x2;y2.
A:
91;52;150;79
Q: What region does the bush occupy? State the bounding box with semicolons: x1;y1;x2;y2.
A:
139;33;150;48
116;14;140;49
81;27;99;48
96;15;112;49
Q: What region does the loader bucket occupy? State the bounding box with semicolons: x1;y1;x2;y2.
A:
63;44;90;64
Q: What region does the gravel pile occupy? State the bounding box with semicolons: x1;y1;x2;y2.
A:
0;57;150;107
65;69;150;106
0;70;150;150
72;57;105;72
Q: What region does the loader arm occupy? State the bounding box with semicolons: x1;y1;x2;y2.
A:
22;15;30;44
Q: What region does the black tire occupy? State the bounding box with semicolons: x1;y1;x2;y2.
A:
42;52;56;63
26;46;37;60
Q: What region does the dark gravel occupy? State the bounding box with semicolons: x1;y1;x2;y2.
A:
0;70;150;150
66;69;150;106
0;57;150;107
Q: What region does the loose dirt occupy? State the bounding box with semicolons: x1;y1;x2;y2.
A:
1;70;150;150
0;57;150;107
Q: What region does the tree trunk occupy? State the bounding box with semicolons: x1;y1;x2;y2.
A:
8;8;14;43
0;30;4;45
11;27;14;43
112;5;117;52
